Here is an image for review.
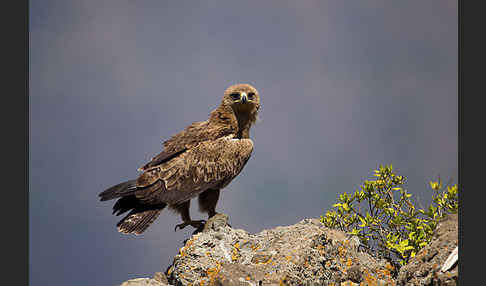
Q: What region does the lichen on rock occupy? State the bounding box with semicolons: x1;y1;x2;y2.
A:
163;214;395;285
118;213;458;286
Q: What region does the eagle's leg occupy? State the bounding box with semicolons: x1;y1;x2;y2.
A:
173;200;205;232
198;188;220;218
198;189;232;228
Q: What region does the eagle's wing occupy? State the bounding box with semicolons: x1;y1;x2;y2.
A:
134;135;253;205
138;148;187;171
139;120;235;171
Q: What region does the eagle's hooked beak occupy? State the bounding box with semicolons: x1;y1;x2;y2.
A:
241;92;248;103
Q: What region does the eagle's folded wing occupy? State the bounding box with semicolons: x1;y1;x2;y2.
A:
138;148;187;171
139;120;235;171
134;135;253;205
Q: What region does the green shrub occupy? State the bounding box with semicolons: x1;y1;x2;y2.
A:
320;164;458;267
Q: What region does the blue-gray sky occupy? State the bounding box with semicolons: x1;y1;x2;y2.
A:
29;1;457;286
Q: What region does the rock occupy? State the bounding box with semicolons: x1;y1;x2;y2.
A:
203;213;230;233
118;272;170;286
153;272;169;284
397;213;458;286
166;216;395;286
118;212;459;286
119;277;168;286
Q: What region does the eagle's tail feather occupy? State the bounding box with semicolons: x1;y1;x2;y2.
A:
112;195;139;216
116;204;166;235
99;179;138;201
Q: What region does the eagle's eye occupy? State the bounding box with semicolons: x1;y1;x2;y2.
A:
247;92;255;100
230;92;240;100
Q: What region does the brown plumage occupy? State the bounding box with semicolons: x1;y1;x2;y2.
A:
99;83;261;235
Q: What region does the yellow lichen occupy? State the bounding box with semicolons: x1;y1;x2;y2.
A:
206;261;222;285
179;239;195;257
315;244;326;256
363;272;377;285
338;246;346;257
231;243;240;262
279;276;289;286
252;255;272;264
381;268;391;277
340;281;358;286
304;260;310;268
346;257;353;267
325;261;332;268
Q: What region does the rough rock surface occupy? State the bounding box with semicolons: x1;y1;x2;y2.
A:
396;214;458;286
166;214;395;286
118;213;458;286
119;272;169;286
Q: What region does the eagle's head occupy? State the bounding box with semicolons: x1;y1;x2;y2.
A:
223;83;260;115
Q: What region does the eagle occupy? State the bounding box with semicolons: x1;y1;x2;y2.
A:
99;83;261;235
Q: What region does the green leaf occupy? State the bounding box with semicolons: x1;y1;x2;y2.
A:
342;203;351;212
430;181;441;190
349;228;361;235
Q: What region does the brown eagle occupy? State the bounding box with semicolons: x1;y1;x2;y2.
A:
99;83;260;235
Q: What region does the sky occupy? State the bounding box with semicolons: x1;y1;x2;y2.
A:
29;1;457;286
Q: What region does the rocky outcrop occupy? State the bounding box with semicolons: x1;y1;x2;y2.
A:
396;214;458;286
119;272;169;286
118;213;458;286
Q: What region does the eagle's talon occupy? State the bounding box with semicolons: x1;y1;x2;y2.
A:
174;220;206;232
